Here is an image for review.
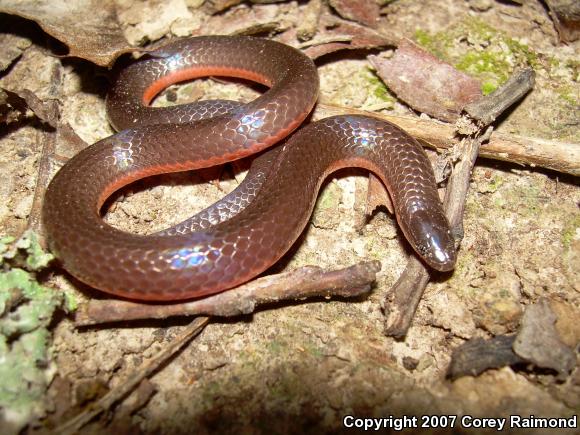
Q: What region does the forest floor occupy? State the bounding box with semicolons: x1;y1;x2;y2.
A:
0;0;578;434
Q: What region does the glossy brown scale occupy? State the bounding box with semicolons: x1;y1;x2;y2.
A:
42;36;456;301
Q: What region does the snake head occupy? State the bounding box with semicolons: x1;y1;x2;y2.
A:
405;208;457;272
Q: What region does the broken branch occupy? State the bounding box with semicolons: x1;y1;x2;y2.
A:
382;68;535;337
55;317;210;435
464;68;536;126
76;260;381;326
315;103;579;177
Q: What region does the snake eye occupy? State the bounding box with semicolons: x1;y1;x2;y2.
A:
416;243;429;256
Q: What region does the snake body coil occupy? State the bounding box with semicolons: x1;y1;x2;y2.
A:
43;36;456;301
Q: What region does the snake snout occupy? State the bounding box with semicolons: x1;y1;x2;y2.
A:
407;209;457;272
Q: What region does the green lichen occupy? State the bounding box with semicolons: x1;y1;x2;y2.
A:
562;215;580;249
0;231;53;271
455;51;510;95
316;183;340;211
311;182;342;229
414;18;538;95
414;29;433;51
492;194;507;209
301;340;324;358
413;28;453;60
0;232;75;434
364;69;395;104
267;339;286;354
486;175;505;193
365;233;388;261
481;82;497;96
555;84;579;106
503;36;539;68
454;250;475;276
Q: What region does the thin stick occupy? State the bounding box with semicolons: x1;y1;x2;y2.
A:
55;316;210;435
27;63;62;238
464;68;535;125
77;261;381;326
383;68;535;337
384;128;493;337
315;103;579;177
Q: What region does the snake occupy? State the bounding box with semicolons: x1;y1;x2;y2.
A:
42;36;456;301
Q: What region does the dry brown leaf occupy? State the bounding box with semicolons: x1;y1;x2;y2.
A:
1;87;59;125
369;39;483;122
14;88;59;127
299;19;395;59
296;0;323;42
117;0;201;45
204;0;288;15
203;0;244;14
513;299;576;379
197;2;291;36
545;0;580;42
328;0;380;28
0;0;133;67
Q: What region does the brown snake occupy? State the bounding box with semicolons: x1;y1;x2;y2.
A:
42;36;456;301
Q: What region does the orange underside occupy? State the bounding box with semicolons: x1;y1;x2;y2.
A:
99;66;303;213
142;66;273;105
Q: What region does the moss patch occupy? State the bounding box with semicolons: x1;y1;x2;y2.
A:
414;18;538;94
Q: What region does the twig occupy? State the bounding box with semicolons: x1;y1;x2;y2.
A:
76;261;381;326
315;103;579;177
27;63;62;238
383;69;535;337
464;68;536;126
447;335;526;380
55;316;210;435
383;128;493;338
443;127;494;239
298;35;354;49
380;256;431;338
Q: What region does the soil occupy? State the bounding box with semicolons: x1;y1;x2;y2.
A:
0;0;578;433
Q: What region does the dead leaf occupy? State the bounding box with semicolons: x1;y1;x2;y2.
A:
299;18;396;59
117;0;201;45
328;0;380;28
0;0;133;67
203;0;289;15
197;2;291;36
0;88;26;124
368;39;483;122
0;88;59;127
513;299;576;379
296;0;323;42
203;0;244;14
545;0;580;42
